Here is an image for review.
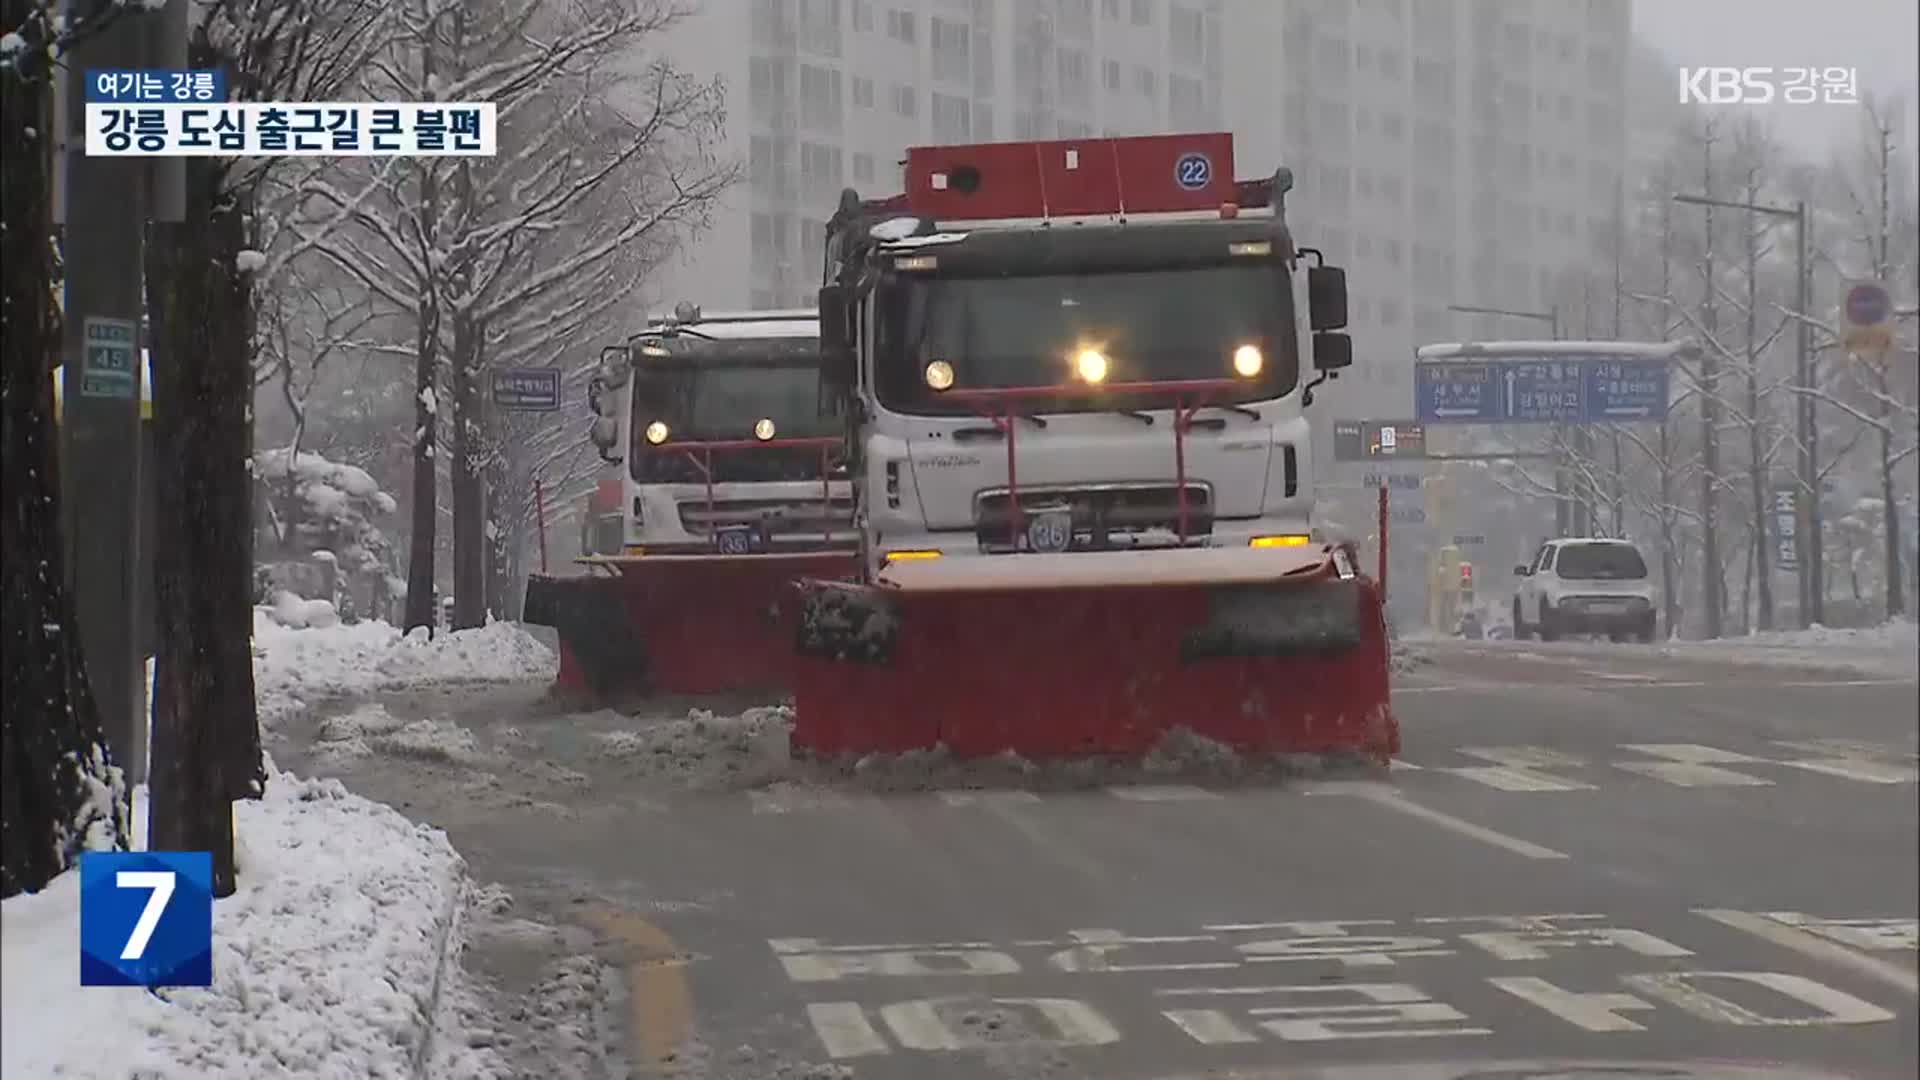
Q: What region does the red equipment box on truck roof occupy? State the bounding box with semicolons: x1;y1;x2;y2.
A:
902;132;1238;220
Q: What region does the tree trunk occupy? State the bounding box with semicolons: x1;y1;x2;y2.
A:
1742;183;1771;630
1878;366;1906;618
1;16;130;897
145;142;262;897
450;309;487;629
1698;136;1725;639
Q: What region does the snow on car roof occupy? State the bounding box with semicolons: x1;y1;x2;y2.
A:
667;319;818;340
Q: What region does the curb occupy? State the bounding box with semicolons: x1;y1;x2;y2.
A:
410;865;470;1080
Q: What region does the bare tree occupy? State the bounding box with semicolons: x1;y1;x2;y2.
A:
1;0;140;897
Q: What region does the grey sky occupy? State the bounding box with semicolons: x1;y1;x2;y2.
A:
1632;0;1918;173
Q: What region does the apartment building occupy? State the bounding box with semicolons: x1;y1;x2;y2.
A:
1223;0;1632;422
643;0;1229;314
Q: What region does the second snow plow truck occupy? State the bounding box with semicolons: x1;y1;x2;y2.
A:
524;305;857;699
788;133;1399;762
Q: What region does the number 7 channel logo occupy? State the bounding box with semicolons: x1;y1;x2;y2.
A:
79;852;213;987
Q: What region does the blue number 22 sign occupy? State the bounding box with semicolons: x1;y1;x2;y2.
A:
80;851;214;987
1175;152;1212;191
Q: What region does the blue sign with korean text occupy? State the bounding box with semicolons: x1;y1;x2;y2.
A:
80;851;213;987
1585;359;1670;420
1501;360;1585;423
1416;356;1670;424
491;367;561;411
1415;361;1499;422
86;69;227;104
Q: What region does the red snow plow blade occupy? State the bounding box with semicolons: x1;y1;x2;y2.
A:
523;435;858;700
786;544;1397;761
527;552;859;699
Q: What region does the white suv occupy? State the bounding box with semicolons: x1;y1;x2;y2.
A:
1512;538;1658;642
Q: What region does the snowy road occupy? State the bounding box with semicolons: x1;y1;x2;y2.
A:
274;637;1919;1080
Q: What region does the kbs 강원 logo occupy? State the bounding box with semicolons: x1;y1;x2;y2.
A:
79;851;213;987
1678;67;1859;105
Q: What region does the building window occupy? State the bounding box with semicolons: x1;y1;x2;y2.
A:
931;17;969;82
1355;231;1372;258
1171;5;1204;67
931;91;971;140
1383;238;1401;264
1380;175;1402;203
1104;58;1121;90
1130;0;1151;26
1380;298;1401;326
852;152;875;182
1381;111;1404;140
974;27;994;95
891;83;917;117
1318;36;1350;86
1132;65;1156;96
1356;169;1374;199
886;8;915;42
1058;48;1091;109
799;64;843;132
851;0;873;32
1379;48;1402;79
800;141;844;198
852;76;874;108
1169;73;1205;128
972;103;993;139
1058;0;1092;40
1102;0;1119;18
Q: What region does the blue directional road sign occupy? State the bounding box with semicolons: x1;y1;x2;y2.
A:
1415;361;1499;422
1585;359;1670;420
1501;360;1585;423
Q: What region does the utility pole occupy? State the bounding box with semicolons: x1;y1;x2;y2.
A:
1611;174;1626;538
56;0;157;784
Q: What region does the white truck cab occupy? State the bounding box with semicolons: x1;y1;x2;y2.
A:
816;135;1354;580
586;304;855;556
1512;537;1659;642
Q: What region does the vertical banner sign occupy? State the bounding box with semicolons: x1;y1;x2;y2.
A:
1771;487;1800;571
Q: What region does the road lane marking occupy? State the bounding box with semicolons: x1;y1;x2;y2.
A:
1307;782;1569;860
1757;912;1918;952
806;1002;889;1058
1776;757;1918;784
585;907;694;1068
938;789;1043;806
880;996;1121;1050
1623;970;1898;1025
1442;747;1596;791
1157;983;1494;1041
749;785;854;813
1108;784;1221;801
1695;909;1920;996
1614;743;1775;787
1163;1008;1260;1044
1487;976;1656;1032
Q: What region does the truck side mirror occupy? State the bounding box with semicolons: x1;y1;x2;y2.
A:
1513;565;1532;577
1308;265;1348;331
1312;331;1352;372
818;284;854;392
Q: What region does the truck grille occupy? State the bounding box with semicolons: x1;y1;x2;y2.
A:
635;444;845;485
678;496;856;541
973;483;1214;552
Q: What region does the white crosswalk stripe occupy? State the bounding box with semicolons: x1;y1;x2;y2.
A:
1614;744;1774;787
1106;784;1223;802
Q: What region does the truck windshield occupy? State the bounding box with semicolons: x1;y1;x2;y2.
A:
1556;543;1648;580
874;263;1296;415
630;360;835;447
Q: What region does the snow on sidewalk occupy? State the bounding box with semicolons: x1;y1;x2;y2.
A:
253;610;555;729
1;769;470;1080
1655;619;1919;679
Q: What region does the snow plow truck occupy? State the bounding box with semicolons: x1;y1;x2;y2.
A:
786;133;1399;762
523;305;858;699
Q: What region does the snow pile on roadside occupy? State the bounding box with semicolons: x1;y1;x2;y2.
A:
591;706;793;789
0;770;470;1080
1660;619;1918;678
253;610;556;723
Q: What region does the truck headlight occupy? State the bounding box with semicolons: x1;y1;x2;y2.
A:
1075;348;1109;384
754;417;776;441
925;360;955;391
1233;344;1263;377
644;420;670;445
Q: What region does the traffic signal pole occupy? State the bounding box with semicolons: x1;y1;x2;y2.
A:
56;0;153;784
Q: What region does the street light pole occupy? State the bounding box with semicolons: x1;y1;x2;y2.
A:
1673;192;1818;629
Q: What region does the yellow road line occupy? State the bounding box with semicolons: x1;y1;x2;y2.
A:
585;907;696;1070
